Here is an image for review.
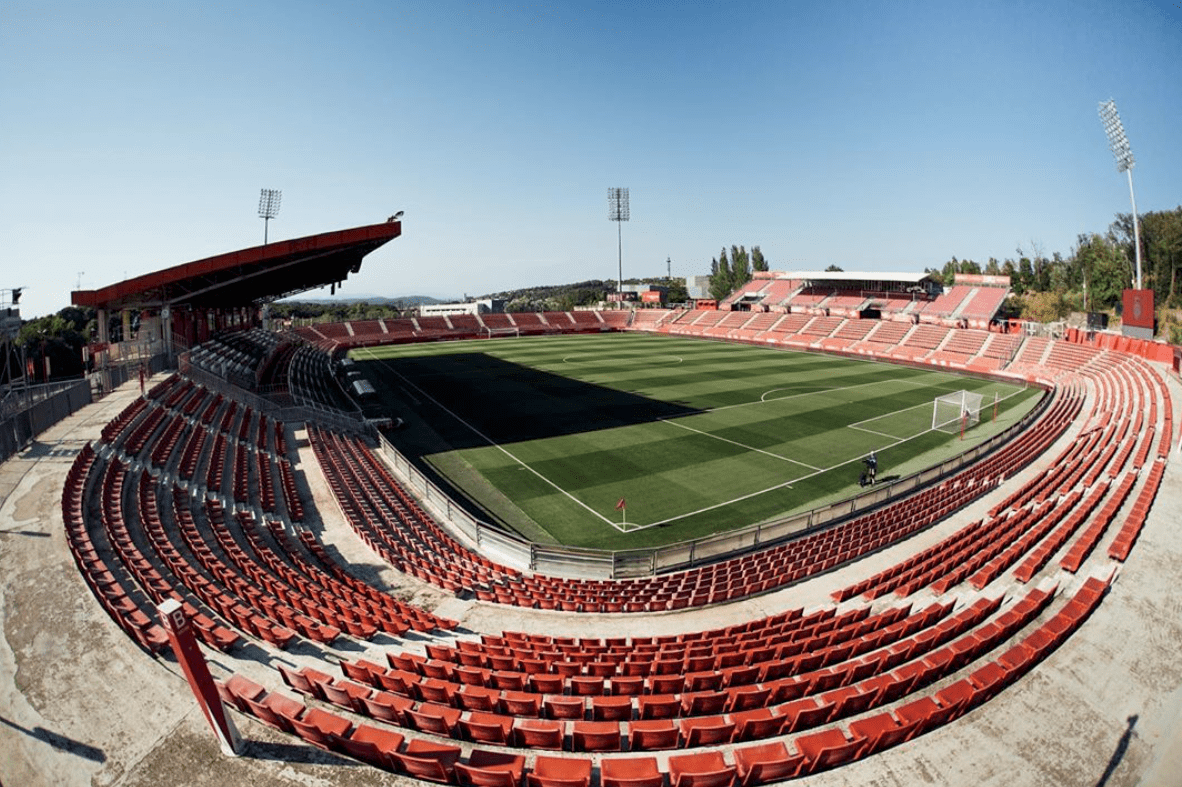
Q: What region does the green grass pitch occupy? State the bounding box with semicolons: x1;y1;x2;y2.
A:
351;332;1042;550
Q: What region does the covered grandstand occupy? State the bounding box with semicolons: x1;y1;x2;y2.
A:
2;226;1181;787
720;271;1013;331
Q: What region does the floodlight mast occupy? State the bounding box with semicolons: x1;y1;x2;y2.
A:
258;188;282;245
607;187;630;296
1098;100;1142;289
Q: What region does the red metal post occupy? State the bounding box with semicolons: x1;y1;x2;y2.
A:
157;599;243;755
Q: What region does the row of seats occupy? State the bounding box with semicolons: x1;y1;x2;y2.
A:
213;575;1111;784
66;318;1171;782
305;367;1074;613
63;376;458;656
292;311;612;356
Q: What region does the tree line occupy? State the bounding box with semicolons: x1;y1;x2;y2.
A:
708;245;769;301
924;208;1181;331
703;208;1181;339
8;206;1180;383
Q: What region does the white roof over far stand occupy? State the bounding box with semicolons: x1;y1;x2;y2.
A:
780;270;933;284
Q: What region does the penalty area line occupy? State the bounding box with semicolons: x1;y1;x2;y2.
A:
658;418;823;472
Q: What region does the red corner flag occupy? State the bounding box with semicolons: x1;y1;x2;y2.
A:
616;498;626;510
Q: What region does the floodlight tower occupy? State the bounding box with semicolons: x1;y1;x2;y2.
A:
1098;100;1142;289
607;187;630;295
258;188;282;245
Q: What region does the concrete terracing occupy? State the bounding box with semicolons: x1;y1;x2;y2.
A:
2;369;1181;787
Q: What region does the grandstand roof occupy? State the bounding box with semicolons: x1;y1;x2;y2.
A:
71;220;401;312
785;270;933;284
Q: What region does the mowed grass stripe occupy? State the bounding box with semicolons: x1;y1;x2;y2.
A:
357;333;1037;548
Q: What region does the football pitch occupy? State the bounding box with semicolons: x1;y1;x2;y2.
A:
351;332;1042;550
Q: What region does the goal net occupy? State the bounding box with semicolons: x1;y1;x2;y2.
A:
484;326;520;339
932;390;983;434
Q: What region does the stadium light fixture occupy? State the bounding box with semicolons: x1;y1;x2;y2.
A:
1098;99;1142;289
258;188;282;245
608;187;630;296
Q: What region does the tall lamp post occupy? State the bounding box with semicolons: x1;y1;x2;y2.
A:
258;188;282;245
608;187;630;297
1098;100;1142;290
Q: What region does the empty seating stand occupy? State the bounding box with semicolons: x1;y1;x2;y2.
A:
64;309;1174;784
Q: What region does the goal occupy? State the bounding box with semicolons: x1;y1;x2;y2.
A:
932;390;983;434
483;326;520;339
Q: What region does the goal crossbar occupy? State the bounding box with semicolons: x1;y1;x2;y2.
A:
932;390;983;433
484;326;520;339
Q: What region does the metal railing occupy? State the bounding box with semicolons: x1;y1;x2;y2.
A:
181;356;370;437
0;379;92;464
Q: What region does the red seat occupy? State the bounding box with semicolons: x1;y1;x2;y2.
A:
601;756;664;787
679;717;736;747
527;754;592;787
610;676;645;695
780;698;835;733
668;751;737;787
456;750;526;787
253;691;304;733
358;690;413;725
795;727;868;774
457;686;500;712
418;677;459;705
221;674;265;712
592;695;634;721
500;691;543;717
569;676;606;696
681;691;729;716
824;684;876;718
848;711;915;753
894;696;940;736
967;661;1008;701
407;702;462;737
628;719;679;751
529;674;566;694
544;696;586;720
239;694;295;727
461;711;514;745
512;718;565;750
730;708;782;742
332;722;404;770
725;686;770;713
733;741;804;786
289;707;351;750
393;739;462;783
637;695;680;719
571;720;621;752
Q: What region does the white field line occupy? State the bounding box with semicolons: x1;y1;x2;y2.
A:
358;341;1029;534
727;373;940;411
847;425;903;439
847;399;931;430
353;347;615;526
630;385;1030;532
628;428;923;532
659;418;823;472
563;354;684;365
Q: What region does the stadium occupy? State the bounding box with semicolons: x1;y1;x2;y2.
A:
2;219;1181;787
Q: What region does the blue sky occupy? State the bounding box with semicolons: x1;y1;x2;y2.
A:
2;1;1180;319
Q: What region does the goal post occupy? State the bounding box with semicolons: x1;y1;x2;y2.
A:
483;326;520;339
932;390;983;434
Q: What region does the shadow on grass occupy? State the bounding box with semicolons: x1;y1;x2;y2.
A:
358;352;701;452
